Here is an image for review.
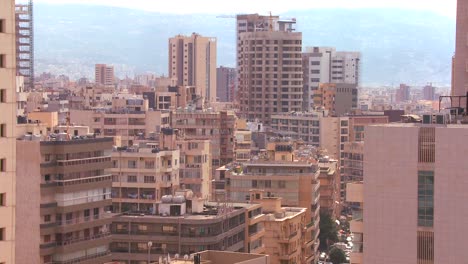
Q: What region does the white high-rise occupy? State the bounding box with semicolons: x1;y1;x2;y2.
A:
303;47;360;110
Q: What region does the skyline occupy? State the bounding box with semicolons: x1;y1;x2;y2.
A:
34;0;457;17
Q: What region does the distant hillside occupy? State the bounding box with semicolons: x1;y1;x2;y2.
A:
34;4;455;86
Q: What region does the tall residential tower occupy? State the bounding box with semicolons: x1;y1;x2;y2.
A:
168;33;217;103
0;1;17;263
237;16;302;124
453;0;468;96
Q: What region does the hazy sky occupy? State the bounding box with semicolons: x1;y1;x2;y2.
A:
35;0;457;17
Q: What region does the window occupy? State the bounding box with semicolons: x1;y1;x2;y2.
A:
127;160;137;168
84;209;90;220
0;19;4;33
44;174;51;182
127;175;137;182
418;171;434;227
44;215;51;222
0;193;4;206
0;159;5;172
0;228;4;240
44;235;51;243
0;89;5;103
0;124;5;137
144;176;155;183
0;54;4;68
94;207;99;216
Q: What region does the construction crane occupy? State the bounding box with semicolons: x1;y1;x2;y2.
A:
216;15;236;18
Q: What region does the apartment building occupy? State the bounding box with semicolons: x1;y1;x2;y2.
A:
346;182;363;264
363;118;468;263
95;64;115;86
452;0;468;96
216;66;236;102
341;142;363;196
110;191;264;263
302;47;360;111
110;129;180;213
225;139;321;262
313;83;358;116
0;1;17;263
234;120;253;162
317;159;339;217
16;135;114;264
251;191;317;264
172;109;236;178
168;250;270;264
168;33;217;103
70;97;170;146
176;138;212;199
237;17;302;124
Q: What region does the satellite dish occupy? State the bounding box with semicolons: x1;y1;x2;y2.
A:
184;255;189;260
175;254;179;259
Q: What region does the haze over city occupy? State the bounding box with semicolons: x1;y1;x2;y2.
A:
1;0;467;264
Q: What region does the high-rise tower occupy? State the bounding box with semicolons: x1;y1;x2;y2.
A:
95;63;114;86
15;0;34;91
168;33;217;103
453;0;468;96
237;15;302;124
0;0;17;263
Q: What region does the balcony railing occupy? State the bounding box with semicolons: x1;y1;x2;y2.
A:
56;156;111;167
45;250;111;264
43;232;111;248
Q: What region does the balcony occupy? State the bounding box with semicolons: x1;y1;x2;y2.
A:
56;156;111;167
278;230;299;243
41;232;111;249
45;250;111;264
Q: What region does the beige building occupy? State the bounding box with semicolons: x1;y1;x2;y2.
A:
110;130;181;213
0;1;17;263
169;33;217;103
237;19;302;125
363;121;468;263
172;109;236;178
453;0;468;96
346;182;363;264
317;159;339;217
110;192;265;263
95;64;115;86
225;139;321;262
70;98;170;146
313;83;357;116
16;136;114;264
176;138;212;199
234;119;253;162
251;191;315;264
170;250;269;264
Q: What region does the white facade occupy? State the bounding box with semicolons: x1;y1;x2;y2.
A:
303;47;360;111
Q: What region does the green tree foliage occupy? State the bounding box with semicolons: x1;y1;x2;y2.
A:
319;212;338;250
329;247;347;264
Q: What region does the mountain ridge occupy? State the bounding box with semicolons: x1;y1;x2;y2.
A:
34;4;455;86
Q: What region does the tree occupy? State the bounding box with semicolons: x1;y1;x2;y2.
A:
329;247;347;264
319;212;338;250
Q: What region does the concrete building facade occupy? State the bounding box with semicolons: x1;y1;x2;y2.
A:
168;33;217;103
16;136;114;264
216;66;236;102
453;0;468;96
237;20;302;124
302;47;360;111
364;122;468;263
0;1;17;263
95;64;115;86
110;192;264;263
